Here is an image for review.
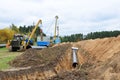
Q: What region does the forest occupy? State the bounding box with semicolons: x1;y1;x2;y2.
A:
0;24;120;43
61;31;120;42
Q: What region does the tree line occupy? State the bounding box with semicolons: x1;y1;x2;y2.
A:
1;23;120;43
61;31;120;42
0;24;45;43
61;34;83;42
19;25;46;36
9;24;45;36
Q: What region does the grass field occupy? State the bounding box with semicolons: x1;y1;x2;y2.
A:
0;47;22;70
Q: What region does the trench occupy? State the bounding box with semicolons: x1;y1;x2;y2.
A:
0;43;91;80
1;37;120;80
0;44;81;80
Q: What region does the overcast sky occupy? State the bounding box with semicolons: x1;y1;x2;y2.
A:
0;0;120;36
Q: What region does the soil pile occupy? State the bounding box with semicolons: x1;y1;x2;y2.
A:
48;70;88;80
9;48;42;67
88;51;120;80
76;36;120;61
9;43;72;68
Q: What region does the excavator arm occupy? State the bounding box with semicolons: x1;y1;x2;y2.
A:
25;19;42;49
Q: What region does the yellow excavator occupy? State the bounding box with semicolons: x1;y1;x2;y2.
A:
25;19;42;49
7;19;42;51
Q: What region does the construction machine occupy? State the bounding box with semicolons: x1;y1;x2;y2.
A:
7;34;25;51
36;28;50;47
7;19;42;51
37;36;50;47
53;16;61;44
25;19;42;49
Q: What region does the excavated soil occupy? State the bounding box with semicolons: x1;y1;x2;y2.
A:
9;43;72;68
1;36;120;80
48;70;88;80
88;51;120;80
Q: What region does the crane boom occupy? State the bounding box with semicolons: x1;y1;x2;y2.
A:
53;16;61;44
54;16;58;40
26;19;42;47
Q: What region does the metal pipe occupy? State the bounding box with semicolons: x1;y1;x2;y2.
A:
72;47;78;68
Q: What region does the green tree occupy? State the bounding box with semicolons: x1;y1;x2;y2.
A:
10;24;19;33
61;33;83;42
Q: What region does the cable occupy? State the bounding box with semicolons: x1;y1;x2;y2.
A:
45;19;55;35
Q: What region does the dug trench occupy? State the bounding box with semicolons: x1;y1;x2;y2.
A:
49;36;120;80
0;43;77;80
1;36;120;80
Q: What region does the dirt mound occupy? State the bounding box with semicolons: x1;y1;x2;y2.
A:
9;48;42;67
9;43;72;67
88;51;120;80
48;70;88;80
75;36;120;62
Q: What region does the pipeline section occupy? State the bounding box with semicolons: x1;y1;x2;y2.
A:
72;47;78;68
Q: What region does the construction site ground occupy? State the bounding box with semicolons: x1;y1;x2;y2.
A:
0;36;120;80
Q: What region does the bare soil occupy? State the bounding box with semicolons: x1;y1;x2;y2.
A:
48;70;88;80
9;43;72;67
1;36;120;80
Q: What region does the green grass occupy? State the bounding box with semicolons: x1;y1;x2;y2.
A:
0;47;7;50
0;56;16;70
0;47;22;70
0;47;8;56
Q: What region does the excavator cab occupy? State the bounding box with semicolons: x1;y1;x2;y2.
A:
9;34;25;51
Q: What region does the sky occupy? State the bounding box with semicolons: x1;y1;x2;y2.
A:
0;0;120;36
